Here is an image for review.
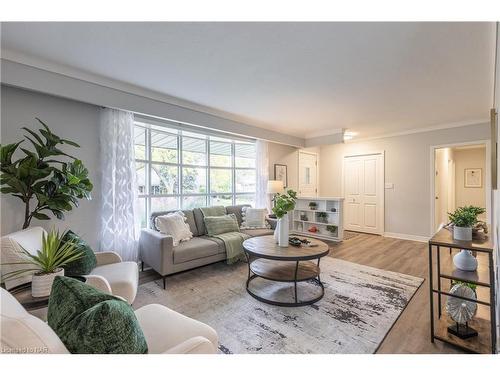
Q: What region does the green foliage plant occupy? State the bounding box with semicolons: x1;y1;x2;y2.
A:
272;189;298;219
447;206;486;228
2;228;82;280
0;119;93;229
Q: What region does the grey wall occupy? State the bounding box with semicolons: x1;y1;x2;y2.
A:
319;123;491;238
1;86;101;248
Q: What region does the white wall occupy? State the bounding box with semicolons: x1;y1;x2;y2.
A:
1;86;101;248
319;123;490;238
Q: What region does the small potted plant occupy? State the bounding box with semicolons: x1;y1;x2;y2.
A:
272;189;298;247
326;225;338;236
317;212;328;223
2;229;82;297
448;206;485;241
309;202;318;210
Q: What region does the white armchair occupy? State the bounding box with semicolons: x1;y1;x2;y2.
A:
0;288;218;354
0;227;138;304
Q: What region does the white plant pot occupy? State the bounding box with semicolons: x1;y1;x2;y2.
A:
32;268;64;297
453;226;472;241
278;215;289;247
453;250;478;272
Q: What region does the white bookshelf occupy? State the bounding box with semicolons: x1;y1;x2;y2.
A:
291;197;344;242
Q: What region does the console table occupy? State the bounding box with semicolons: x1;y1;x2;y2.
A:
428;228;496;353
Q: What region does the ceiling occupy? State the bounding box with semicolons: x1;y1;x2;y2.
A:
1;22;496;139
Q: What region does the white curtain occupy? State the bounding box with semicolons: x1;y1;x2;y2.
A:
255;139;270;212
99;108;139;261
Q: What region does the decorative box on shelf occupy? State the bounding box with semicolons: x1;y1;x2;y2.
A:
291;197;344;241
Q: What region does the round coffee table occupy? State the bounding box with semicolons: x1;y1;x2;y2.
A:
242;235;329;307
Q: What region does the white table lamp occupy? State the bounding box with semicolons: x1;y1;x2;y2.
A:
267;180;284;195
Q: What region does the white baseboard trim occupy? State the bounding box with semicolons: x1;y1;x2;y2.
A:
383;232;429;243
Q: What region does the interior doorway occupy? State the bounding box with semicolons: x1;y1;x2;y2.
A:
431;142;490;233
298;151;318;197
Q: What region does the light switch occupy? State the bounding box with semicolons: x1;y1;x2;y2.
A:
385;182;394;189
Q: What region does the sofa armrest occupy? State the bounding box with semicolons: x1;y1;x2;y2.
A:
94;251;122;266
84;275;112;294
266;217;277;230
162;336;217;354
139;229;174;276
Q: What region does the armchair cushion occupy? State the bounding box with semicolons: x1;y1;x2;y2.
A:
1;288;69;354
48;276;147;354
90;261;138;304
61;230;96;276
135;303;217;354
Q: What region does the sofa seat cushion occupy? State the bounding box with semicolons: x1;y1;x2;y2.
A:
90;262;138;304
173;237;223;264
241;228;275;237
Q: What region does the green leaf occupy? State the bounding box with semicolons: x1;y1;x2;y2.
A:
33;212;50;220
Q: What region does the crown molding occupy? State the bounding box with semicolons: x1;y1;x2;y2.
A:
344;118;490;144
304;127;344;139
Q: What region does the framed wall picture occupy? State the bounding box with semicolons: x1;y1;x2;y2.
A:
464;168;482;188
274;164;288;188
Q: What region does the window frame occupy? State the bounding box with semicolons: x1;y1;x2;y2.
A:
135;121;256;228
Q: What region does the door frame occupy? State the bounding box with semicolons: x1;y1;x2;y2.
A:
429;140;491;236
298;150;320;197
342;151;385;234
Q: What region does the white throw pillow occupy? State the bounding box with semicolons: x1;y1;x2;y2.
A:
241;207;269;229
155;211;193;246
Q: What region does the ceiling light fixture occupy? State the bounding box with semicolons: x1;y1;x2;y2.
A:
343;131;357;141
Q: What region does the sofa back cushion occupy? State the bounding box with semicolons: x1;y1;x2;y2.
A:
155;212;193;246
226;205;251;226
194;206;226;235
204;214;240;236
1;288;69;354
151;210;199;236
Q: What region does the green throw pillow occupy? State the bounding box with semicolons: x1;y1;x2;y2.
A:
204;214;240;236
62;230;97;276
48;276;148;354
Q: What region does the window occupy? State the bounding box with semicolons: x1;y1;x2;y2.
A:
134;121;256;227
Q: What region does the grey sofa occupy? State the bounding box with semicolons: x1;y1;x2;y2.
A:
139;205;275;288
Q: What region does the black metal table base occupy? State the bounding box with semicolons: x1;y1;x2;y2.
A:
244;257;325;307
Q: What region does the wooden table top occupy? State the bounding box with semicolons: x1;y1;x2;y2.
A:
429;228;493;253
243;235;330;260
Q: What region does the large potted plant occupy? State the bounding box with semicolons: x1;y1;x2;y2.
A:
2;229;82;297
447;206;486;271
272;189;297;247
0;118;93;229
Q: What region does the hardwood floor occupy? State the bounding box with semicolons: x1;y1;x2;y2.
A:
327;231;462;354
139;231;465;354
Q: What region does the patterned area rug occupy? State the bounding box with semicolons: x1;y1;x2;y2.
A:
134;258;423;354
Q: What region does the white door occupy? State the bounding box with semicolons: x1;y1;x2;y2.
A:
343;153;384;234
298;152;318;197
